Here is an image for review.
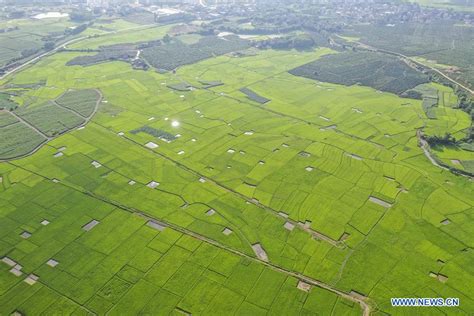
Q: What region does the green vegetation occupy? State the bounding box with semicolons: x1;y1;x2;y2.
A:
0;89;99;159
0;93;17;110
410;83;441;118
239;87;271;104
130;126;176;142
69;24;173;50
0;111;17;127
56;89;100;117
0;119;45;160
0;18;80;70
0;168;359;315
142;36;250;70
289;51;429;94
256;33;316;50
66;48;137;67
342;21;474;89
426;133;457;146
461;160;474;172
15;103;84;137
0;11;473;316
409;82;473;171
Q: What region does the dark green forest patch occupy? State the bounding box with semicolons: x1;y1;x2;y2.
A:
142;36;250;71
289;51;429;95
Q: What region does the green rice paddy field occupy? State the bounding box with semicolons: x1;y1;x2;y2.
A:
0;23;473;316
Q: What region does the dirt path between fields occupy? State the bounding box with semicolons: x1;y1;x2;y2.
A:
332;36;473;179
0;36;87;81
10;160;371;315
0;24;160;81
5;110;50;140
132;211;372;315
0;90;102;162
416;129;473;179
417;130;444;169
334;35;473;96
53;89;102;121
101;124;343;248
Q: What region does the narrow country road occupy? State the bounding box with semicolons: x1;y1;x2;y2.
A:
6;110;50;140
416;130;444;169
334;35;473;96
107;123;343;248
10;161;372;316
0;24;159;81
0;36;86;81
0;90;102;162
416;129;473;179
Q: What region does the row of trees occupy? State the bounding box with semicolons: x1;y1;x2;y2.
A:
255;34;315;50
69;10;94;22
428;72;474;143
425;133;457;147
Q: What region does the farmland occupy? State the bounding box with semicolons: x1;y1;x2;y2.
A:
68;24;174;50
0;166;359;315
0;118;45;160
0;89;100;160
141;35;250;71
0;11;473;316
56;90;101;118
341;21;474;89
0;17;80;71
289;51;429;95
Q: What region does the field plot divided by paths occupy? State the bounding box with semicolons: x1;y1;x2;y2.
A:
0;18;78;70
0;165;366;316
0;22;170;81
0;111;47;160
339;22;474;93
289;50;429;95
167;51;474;314
0;34;473;316
68;24;175;50
0;89;101;160
0;47;370;314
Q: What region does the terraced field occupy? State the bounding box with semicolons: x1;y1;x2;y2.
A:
0;24;473;316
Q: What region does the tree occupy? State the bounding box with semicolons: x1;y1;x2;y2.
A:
70;10;93;22
9;11;25;19
44;42;55;51
163;34;172;44
292;34;315;50
65;24;89;36
426;133;456;146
